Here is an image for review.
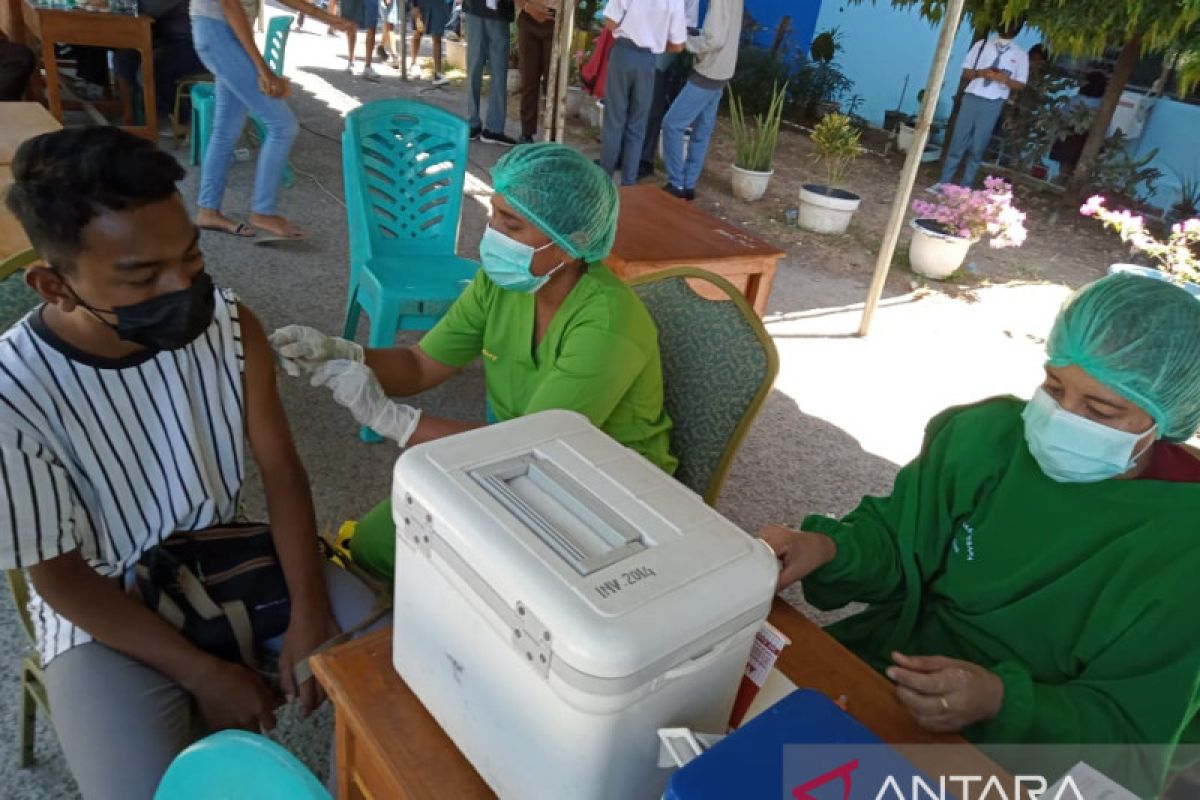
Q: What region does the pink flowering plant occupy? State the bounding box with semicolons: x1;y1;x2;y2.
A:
1080;195;1200;284
911;176;1028;248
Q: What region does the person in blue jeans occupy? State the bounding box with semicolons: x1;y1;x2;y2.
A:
463;0;517;145
938;21;1028;188
189;0;351;241
660;0;740;200
599;0;686;186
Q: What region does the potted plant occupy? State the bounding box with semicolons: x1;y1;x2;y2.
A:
799;113;862;235
908;177;1027;279
1080;195;1200;296
566;49;587;118
1165;173;1200;230
728;82;786;202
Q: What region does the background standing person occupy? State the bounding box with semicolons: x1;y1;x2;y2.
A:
463;0;516;144
515;0;556;143
637;0;699;180
191;0;352;241
938;20;1028;188
340;0;383;80
598;0;687;186
411;0;452;84
659;0;739;200
112;0;206;133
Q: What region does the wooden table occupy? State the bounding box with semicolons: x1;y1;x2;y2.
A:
606;184;786;317
312;598;1008;800
0;102;60;261
18;1;157;139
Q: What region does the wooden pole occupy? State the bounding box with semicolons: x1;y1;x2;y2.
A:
543;0;578;142
857;0;967;336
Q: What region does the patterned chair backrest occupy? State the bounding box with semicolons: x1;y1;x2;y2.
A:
342;100;470;263
264;15;293;77
632;268;779;505
0;249;42;332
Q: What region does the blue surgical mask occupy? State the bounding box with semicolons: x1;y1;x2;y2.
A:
479;226;564;294
1022;387;1156;483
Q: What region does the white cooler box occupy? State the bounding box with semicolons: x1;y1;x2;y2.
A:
391;410;778;800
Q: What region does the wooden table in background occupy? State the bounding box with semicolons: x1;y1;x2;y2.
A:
0;102;60;261
18;1;156;139
311;597;1008;800
606;185;786;317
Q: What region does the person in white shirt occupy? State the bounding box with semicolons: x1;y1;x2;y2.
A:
939;20;1029;188
598;0;688;186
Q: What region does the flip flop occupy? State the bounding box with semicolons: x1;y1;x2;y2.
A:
199;221;256;238
253;232;308;246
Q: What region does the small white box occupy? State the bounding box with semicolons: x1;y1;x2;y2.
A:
391;410;778;800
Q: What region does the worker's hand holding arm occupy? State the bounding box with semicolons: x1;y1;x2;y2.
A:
270;325;365;376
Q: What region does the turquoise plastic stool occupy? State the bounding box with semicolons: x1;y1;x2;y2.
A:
188;14;295;188
341;99;479;442
154;731;329;800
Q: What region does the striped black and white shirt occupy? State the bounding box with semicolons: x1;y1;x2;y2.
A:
0;287;245;666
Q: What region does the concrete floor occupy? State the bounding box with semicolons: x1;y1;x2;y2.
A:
0;14;1081;797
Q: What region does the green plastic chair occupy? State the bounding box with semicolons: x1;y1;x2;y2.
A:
189;15;295;189
155;731;330;799
0;248;43;331
7;568;50;767
630;267;779;505
341;99;478;440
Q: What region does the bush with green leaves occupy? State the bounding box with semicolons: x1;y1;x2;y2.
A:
810;113;861;191
729;83;787;172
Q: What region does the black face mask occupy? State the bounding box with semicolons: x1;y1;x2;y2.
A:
68;271;216;352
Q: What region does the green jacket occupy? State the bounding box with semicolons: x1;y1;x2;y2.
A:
802;398;1200;793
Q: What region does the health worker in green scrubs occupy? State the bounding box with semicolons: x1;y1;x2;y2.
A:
271;143;675;581
762;273;1200;795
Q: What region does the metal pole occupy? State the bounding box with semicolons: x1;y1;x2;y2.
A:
544;0;577;142
856;0;967;336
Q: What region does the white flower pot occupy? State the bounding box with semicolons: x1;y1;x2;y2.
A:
1108;263;1200;298
798;184;862;235
581;98;603;128
507;69;521;95
731;165;773;202
657;131;690;160
565;86;584;119
909;218;974;279
897;123;916;153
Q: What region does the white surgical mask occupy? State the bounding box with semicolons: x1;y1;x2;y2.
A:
1022;387;1157;483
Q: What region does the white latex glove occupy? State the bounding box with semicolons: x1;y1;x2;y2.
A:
310;360;421;447
269;325;364;377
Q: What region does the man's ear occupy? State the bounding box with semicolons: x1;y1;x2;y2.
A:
25;265;78;310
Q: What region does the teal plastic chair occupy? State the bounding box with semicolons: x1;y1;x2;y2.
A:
155;731;330;800
342;99;478;440
189;15;295;189
630;267;779;506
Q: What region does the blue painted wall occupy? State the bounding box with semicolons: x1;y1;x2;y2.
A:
745;0;822;59
814;0;1197;209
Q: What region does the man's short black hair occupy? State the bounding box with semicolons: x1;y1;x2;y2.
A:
4;126;186;272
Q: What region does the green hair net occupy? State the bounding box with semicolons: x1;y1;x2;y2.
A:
1046;273;1200;441
491;143;619;263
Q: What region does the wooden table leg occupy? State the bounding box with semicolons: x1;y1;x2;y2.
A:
139;38;156;137
37;29;62;122
334;709;353;800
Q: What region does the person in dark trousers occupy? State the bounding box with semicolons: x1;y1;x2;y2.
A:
660;0;739;200
598;0;687;185
637;0;698;180
463;0;517;144
111;0;207;130
0;32;36;101
939;20;1029;188
515;0;556;143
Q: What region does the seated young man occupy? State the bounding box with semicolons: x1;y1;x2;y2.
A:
1;127;373;800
